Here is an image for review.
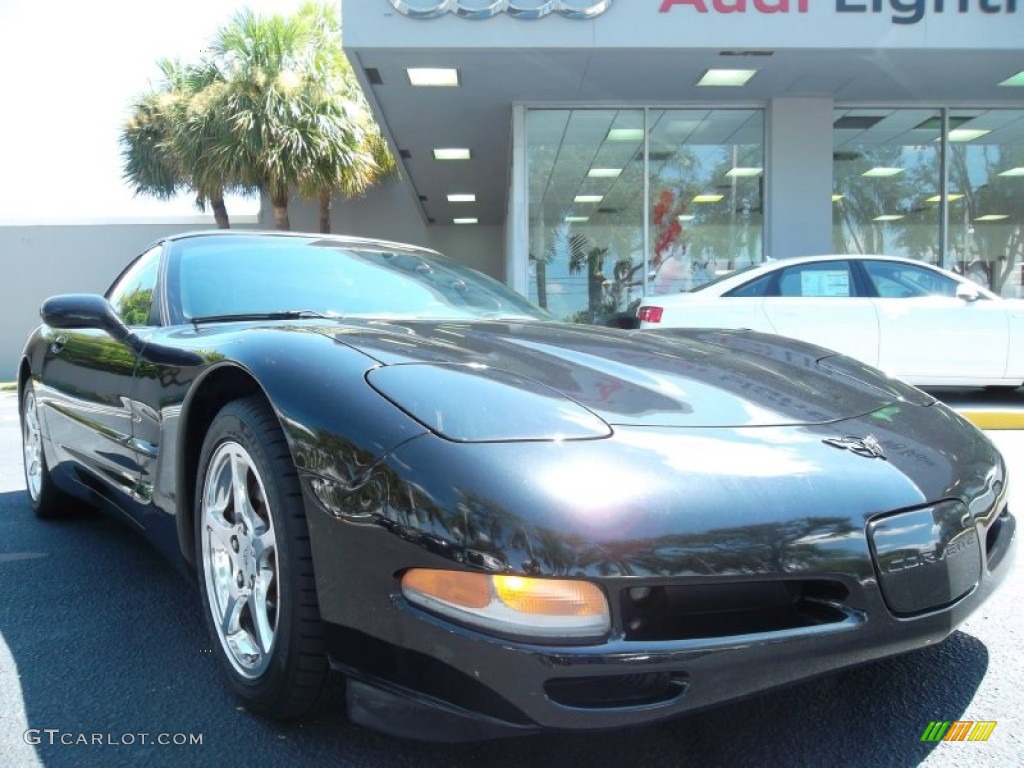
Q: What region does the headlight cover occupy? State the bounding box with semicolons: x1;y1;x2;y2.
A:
401;569;611;641
367;363;611;442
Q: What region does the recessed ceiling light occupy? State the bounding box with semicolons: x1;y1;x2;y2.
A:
447;194;476;202
924;194;965;202
948;129;991;142
832;194;845;202
588;168;622;178
874;215;904;221
677;214;695;221
607;128;644;142
692;194;724;203
407;68;459;86
574;195;604;203
453;217;478;224
433;148;471;160
564;216;590;223
975;214;1009;221
998;167;1024;177
998;71;1024;86
697;69;757;87
725;167;762;178
862;167;904;177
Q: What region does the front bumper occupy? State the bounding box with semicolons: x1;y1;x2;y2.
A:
309;502;1015;741
302;417;1015;740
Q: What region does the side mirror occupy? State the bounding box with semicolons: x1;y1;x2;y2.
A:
955;284;981;303
41;294;131;340
41;293;205;368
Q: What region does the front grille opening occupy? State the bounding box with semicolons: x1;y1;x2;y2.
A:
620;579;850;642
545;672;688;710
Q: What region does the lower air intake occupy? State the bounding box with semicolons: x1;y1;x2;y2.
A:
545;673;688;710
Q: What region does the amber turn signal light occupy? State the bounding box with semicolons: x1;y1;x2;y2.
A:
401;569;610;640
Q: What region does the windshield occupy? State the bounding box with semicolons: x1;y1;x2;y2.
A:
170;235;552;323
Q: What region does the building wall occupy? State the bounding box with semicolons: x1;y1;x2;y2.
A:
345;2;1022;52
1;178;503;381
765;97;835;259
2;222;231;381
279;180;506;278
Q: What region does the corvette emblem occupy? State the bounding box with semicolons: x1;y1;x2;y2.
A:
823;434;887;460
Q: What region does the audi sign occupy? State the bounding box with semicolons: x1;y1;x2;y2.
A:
388;0;613;19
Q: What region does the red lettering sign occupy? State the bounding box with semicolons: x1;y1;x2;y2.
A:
660;0;708;11
660;0;808;10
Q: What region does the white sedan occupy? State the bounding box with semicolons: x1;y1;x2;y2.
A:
636;255;1024;388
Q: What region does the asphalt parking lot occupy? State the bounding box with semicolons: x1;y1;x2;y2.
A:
0;389;1021;768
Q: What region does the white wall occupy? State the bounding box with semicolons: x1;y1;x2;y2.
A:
1;178;505;381
2;222;238;381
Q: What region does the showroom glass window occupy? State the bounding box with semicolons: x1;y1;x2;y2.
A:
946;109;1024;298
647;110;764;297
833;108;1024;299
832;109;942;261
107;246;161;326
526;108;765;324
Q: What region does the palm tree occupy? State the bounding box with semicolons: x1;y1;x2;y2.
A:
121;88;180;207
121;59;246;228
296;1;373;233
123;3;396;233
211;3;395;232
568;242;611;320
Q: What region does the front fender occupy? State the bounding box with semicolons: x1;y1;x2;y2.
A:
142;325;429;569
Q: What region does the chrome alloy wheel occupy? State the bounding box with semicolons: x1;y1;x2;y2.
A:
22;388;43;502
201;441;280;679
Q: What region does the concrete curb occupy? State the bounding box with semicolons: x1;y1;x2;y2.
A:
958;410;1024;430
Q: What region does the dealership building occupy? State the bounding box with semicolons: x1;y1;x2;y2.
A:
2;0;1022;378
343;0;1024;323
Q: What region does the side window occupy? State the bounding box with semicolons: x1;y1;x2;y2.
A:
107;246;161;326
776;262;852;298
863;260;957;298
724;274;773;298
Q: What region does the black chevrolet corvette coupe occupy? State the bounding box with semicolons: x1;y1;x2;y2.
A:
19;231;1016;740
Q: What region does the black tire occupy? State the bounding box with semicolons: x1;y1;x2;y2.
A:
20;382;76;519
195;396;331;719
984;385;1021;395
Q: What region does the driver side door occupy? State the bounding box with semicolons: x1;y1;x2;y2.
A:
38;245;163;509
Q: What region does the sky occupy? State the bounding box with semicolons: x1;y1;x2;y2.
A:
0;0;311;225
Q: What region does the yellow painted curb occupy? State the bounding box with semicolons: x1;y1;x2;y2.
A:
958;410;1024;430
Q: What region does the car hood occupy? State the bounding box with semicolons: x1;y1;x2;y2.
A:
320;320;933;428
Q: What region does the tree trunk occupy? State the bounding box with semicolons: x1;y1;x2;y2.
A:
535;260;548;309
588;267;604;318
271;192;290;231
319;189;332;234
211;193;230;229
